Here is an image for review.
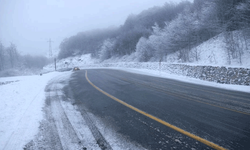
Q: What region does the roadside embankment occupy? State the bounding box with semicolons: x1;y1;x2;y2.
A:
44;60;250;86
80;63;250;86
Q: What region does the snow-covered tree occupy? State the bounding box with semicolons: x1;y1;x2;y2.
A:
6;43;18;68
0;42;5;71
135;37;155;62
99;39;116;61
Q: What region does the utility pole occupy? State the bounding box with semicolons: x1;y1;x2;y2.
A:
47;38;53;58
54;58;57;71
48;38;56;71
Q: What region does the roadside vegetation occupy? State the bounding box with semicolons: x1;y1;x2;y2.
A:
0;42;49;77
57;0;250;65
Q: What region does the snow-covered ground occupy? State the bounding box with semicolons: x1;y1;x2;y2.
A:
169;32;250;68
1;30;249;149
0;71;64;150
2;33;250;148
0;64;249;150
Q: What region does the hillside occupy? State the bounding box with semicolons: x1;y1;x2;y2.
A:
42;36;250;93
57;0;250;68
165;32;250;68
44;32;250;70
44;30;250;87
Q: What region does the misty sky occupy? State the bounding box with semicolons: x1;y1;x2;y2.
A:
0;0;193;56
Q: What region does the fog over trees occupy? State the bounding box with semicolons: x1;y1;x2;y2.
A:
58;0;250;63
0;42;49;76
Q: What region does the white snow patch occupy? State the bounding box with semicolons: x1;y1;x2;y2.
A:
60;101;100;150
0;71;67;150
166;32;250;68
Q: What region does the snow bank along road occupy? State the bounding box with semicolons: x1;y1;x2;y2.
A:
68;69;250;150
0;72;62;150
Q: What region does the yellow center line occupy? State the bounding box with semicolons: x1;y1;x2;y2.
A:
85;70;227;150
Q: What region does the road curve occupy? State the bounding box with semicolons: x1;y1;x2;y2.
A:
68;69;250;150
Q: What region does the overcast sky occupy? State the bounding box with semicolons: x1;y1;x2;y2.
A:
0;0;193;56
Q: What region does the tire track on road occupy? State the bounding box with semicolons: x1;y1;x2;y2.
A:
50;84;83;150
49;79;111;150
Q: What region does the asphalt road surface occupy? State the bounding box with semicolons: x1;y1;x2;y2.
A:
67;69;250;150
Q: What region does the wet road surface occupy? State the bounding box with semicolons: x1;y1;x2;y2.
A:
68;69;250;150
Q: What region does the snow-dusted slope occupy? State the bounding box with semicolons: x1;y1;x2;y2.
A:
189;35;228;65
166;32;250;68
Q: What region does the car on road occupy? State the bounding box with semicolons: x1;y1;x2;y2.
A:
73;67;80;71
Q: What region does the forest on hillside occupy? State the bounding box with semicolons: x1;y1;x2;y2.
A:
0;42;49;76
58;0;250;63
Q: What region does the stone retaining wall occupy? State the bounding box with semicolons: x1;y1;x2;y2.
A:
163;64;250;86
81;62;250;86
